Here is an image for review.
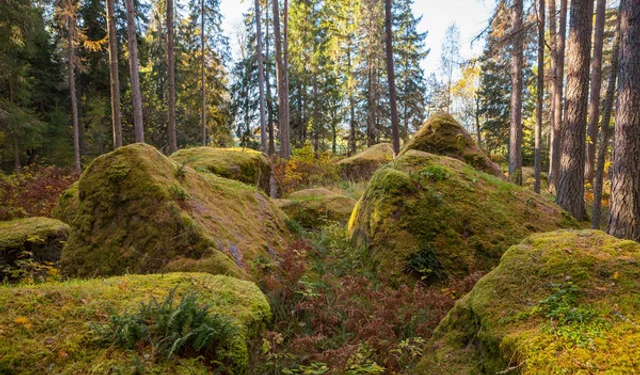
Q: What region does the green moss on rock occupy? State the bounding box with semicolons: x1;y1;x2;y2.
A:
348;150;579;284
0;272;270;374
416;230;640;375
337;143;394;180
275;188;357;228
0;217;69;280
59;143;289;279
52;181;78;224
399;113;504;178
170;147;271;192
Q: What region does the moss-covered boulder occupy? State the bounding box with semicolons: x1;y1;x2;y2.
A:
0;217;69;281
0;272;270;374
170;147;271;192
337;143;394;180
53;181;78;224
276;188;357;228
59;143;288;279
348;150;578;284
416;230;640;374
400;113;504;178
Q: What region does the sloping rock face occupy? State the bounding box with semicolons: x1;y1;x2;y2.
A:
58;143;288;279
416;230;640;375
0;217;69;280
276;188;357;228
400;113;504;179
337;143;394;180
0;273;271;374
170;147;271;192
348;150;578;284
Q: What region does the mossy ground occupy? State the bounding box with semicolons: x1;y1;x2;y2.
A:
348;150;579;284
275;188;356;228
0;272;270;374
59;143;289;279
0;217;69;281
417;230;640;375
337;143;394;181
400;113;504;178
170;147;271;193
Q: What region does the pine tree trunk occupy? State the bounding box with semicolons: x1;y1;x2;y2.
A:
106;0;122;149
556;0;594;221
124;0;144;143
348;46;356;155
547;0;556;159
200;0;206;145
167;0;177;153
367;62;376;147
68;12;81;172
509;0;524;185
549;0;567;194
255;0;267;153
272;0;290;158
584;0;606;183
534;0;545;194
265;0;275;155
592;23;619;229
282;0;291;157
385;0;400;155
608;0;640;240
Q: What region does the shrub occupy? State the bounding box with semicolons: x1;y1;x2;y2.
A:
272;145;340;194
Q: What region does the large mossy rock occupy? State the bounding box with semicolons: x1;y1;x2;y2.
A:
0;272;270;374
276;188;357;228
337;143;394;180
348;150;578;283
400;113;504;178
59;143;288;278
170;147;271;192
416;230;640;374
0;217;69;280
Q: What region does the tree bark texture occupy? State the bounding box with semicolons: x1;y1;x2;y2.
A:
124;0;144;143
534;0;545;194
255;0;267;153
167;0;177;153
385;0;400;155
106;0;122;149
509;0;524;185
549;0;567;193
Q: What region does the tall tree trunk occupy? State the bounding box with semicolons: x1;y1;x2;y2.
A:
367;62;376;147
547;0;556;158
167;0;177;153
549;0;567;193
348;46;356;155
282;0;290;157
272;0;290;158
475;94;482;147
608;0;640;240
255;0;267;153
584;0;606;183
68;10;81;172
556;0;594;221
592;22;620;229
509;0;524;185
200;0;206;145
124;0;144;143
385;0;400;155
265;0;275;154
106;0;122;149
534;0;545;194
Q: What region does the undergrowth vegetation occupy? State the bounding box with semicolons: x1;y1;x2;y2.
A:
0;165;78;221
251;221;483;374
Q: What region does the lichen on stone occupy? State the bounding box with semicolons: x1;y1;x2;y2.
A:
337;143;395;181
58;143;289;279
416;230;640;374
170;146;271;193
348;150;579;284
275;188;357;228
0;272;271;374
400;113;504;178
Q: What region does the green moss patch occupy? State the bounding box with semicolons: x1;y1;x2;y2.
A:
275;188;357;228
0;272;270;374
348;150;578;284
337;143;394;180
399;113;504;178
58;143;289;279
170;147;271;193
416;230;640;374
0;217;69;281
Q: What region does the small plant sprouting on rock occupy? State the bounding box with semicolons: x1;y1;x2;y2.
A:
420;165;450;182
404;243;446;283
92;287;237;364
169;186;189;200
